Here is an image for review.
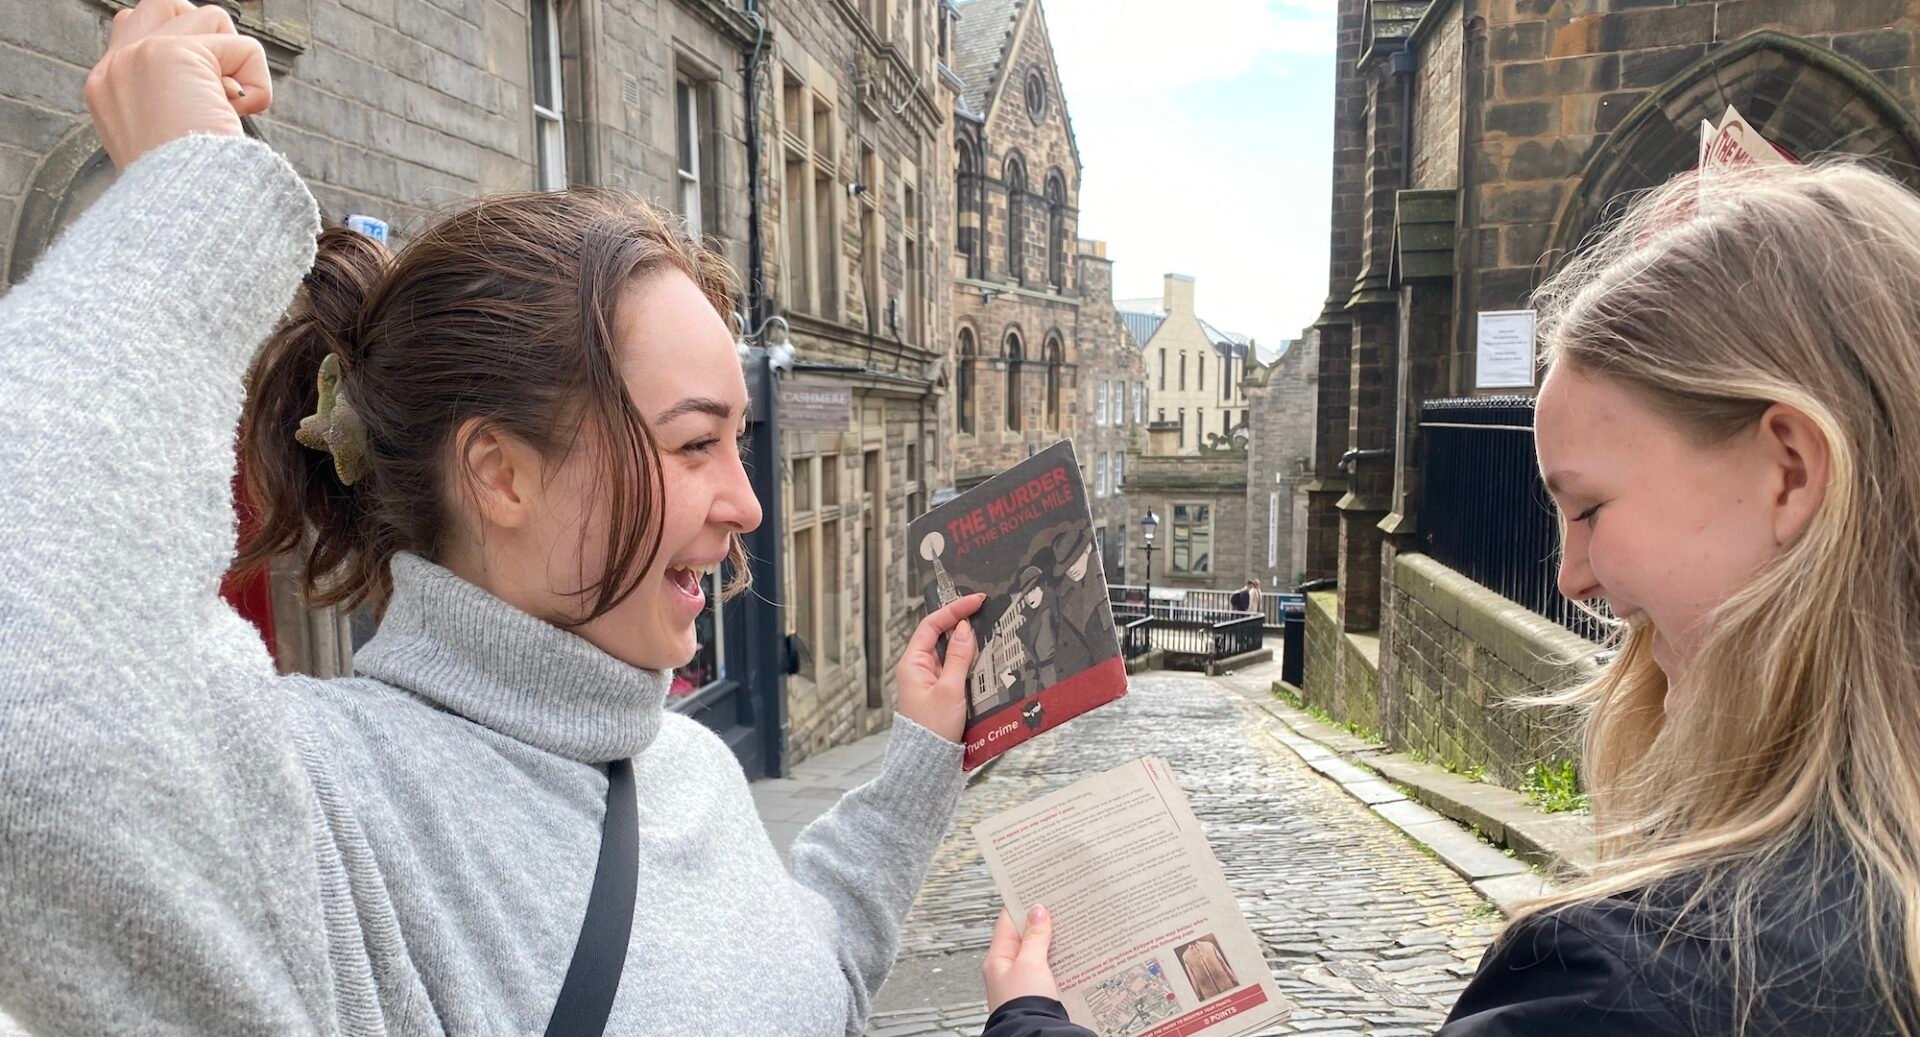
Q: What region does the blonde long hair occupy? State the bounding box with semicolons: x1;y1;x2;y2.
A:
1525;160;1920;1032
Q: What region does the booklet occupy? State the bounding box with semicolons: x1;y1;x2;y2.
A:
974;757;1291;1037
909;439;1126;770
1699;104;1796;169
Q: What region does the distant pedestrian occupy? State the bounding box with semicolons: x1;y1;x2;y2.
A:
1228;578;1261;613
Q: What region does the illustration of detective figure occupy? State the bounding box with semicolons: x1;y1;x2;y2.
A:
918;522;1116;720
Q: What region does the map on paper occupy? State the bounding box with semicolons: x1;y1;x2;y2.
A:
1086;957;1182;1037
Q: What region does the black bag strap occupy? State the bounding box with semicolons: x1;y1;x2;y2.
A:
543;758;638;1037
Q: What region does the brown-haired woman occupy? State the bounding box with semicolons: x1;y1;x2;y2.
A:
0;3;982;1035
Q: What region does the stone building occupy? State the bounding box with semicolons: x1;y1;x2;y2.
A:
947;0;1084;487
1118;273;1254;455
754;0;958;760
0;0;960;772
1299;0;1920;783
1071;238;1148;585
1242;331;1319;591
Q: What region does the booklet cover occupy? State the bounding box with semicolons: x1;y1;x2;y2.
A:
974;757;1291;1037
910;439;1126;770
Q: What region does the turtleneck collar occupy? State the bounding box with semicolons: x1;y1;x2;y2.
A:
352;552;670;763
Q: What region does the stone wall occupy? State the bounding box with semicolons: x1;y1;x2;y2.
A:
1073;240;1148;582
1410;0;1463;191
1385;553;1595;788
1244;331;1320;589
1127;451;1248;591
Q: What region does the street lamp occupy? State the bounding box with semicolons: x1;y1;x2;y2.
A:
733;309;795;777
1140;508;1160;615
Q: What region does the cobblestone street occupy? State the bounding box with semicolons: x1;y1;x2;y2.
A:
863;670;1502;1037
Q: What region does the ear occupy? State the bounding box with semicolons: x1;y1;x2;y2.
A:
1757;403;1830;546
457;418;545;532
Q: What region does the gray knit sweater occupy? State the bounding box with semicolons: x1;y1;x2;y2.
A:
0;135;966;1036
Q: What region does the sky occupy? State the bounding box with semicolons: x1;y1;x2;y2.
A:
1040;0;1336;360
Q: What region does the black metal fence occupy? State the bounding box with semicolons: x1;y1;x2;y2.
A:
1108;588;1269;668
1178;588;1288;629
1416;397;1611;643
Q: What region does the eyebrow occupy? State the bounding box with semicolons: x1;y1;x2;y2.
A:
652;397;736;425
1543;472;1580;497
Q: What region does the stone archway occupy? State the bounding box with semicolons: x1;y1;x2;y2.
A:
1551;31;1920;261
7;124;115;287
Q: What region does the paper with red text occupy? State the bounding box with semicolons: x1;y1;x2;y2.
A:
974;757;1290;1037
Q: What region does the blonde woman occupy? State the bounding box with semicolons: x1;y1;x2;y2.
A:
0;3;984;1035
979;162;1920;1036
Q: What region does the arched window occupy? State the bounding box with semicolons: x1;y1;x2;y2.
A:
1045;171;1067;289
957;327;977;435
1004;331;1024;431
1043;336;1063;429
1005;155;1027;284
957;139;979;278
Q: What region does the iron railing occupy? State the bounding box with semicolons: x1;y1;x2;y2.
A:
1121;616;1154;660
1179;588;1288;628
1417;397;1611;643
1108;587;1269;667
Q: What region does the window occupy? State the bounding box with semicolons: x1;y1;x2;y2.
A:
1045;171;1066;289
780;71;841;318
1005;332;1024;431
1268;491;1280;569
1025;69;1048;122
674;75;715;238
1134;381;1144;424
1179;352;1186;391
1096;381;1108;426
958;328;977;435
821;517;841;664
1095;454;1109;498
530;0;565;190
1043;336;1062;430
1114;452;1124;488
671;569;724;694
1198;352;1205;392
903;172;924;345
1158;349;1166;391
1157;407;1165;422
1197;408;1207;443
1177;407;1185;448
1222;409;1230;439
1005;155;1026;284
792;527;816;680
861;145;882;333
1171;503;1213;575
1221;352;1232;401
957;140;979;277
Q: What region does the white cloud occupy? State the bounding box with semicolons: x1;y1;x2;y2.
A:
1040;0;1337;345
1045;0;1334;99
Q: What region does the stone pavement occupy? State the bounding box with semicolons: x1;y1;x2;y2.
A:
749;723;895;858
753;662;1505;1037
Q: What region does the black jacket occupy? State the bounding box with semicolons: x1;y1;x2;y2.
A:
1440;853;1907;1036
980;997;1090;1037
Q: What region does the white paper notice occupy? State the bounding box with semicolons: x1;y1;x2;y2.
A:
974;758;1290;1037
1475;310;1537;390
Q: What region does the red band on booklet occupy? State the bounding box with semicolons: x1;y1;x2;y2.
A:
961;655;1128;770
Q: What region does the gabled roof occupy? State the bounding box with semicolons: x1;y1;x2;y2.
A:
1199;319;1252;358
1119;311;1165;348
953;0;1023;119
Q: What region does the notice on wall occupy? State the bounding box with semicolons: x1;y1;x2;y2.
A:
1474;310;1537;390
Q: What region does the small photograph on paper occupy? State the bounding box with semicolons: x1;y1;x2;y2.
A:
1175;935;1238;1003
1086;957;1182;1037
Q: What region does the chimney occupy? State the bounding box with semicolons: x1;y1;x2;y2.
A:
1163;273;1195;315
